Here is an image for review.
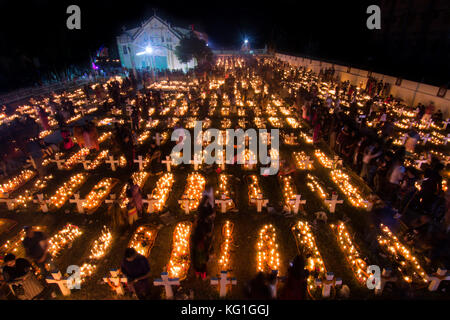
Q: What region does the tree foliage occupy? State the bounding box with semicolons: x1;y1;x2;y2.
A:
174;32;213;66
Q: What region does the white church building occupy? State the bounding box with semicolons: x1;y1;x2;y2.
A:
116;15;207;72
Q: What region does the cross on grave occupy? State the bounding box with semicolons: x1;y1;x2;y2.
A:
444;134;450;145
285;133;297;145
210;271;237;297
33;193;51;212
240;118;248;128
153;272;180;300
443;118;450;130
51;154;66;170
69;193;86;214
105;194;118;205
315;272;342;298
288;194;306;214
190;155;202;170
298;156;313;169
324;193;343;213
374;268;397;295
80;156;92;170
425;119;433;129
0;198;16;211
106;156;120;171
421;134;431;145
178;197;195;214
103;269;128;295
250;193;269;213
126;106;133;117
426;268;450;292
215;194;233;213
134;155;146;171
162;156;173;172
26;156;37;169
415;157;428;169
153;132;162;146
46;270;71;296
142;194;160;213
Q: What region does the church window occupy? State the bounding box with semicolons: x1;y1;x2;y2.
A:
123;46;128;55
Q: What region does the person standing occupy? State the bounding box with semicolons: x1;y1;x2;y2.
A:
22;227;53;276
121;248;152;300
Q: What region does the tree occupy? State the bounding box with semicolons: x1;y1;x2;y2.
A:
174;31;213;66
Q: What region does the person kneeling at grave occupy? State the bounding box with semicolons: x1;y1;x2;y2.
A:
121;248;152;300
2;254;44;300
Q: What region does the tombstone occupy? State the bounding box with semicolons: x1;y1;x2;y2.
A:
46;270;71;296
134;155;146;171
375;268;397;295
215;194;233;213
69;193;86;214
80;156;92;170
444;134;450;146
33;193;51;212
250;193;269;213
426;268;450;292
315;272;342;298
325;193;343;213
106;156;120;171
0;198;16;211
210;271;237;297
103;269;128;295
153;272;180;300
178;198;195;214
51;154;66;170
142;195;159;213
288;194;306;214
162;156;173;172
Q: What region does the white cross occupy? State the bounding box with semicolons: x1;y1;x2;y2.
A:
250;193;268;213
426;268;450;292
103;269;128;295
285;133;297;145
239;118;248;128
51;154;66;170
69;193;86;214
178;197;195;214
134;155;146;171
415;157;428;169
315;272;342;298
0;198;16;211
325;193;343;213
422;133;431;145
190;154;202;170
210;271;237;297
215;194;233;213
426;119;433;129
105;194;118;204
33;193;51;212
153;132;162;146
153;272;180;300
106;156;120;171
142;194;159;213
374;268;397;295
298;156;313;169
444;134;450;145
162;156;173;172
80;156;92;170
443;118;450;130
288;194;306;214
26;156;37;169
46;270;71;296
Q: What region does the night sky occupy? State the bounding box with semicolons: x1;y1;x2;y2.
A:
0;0;446;91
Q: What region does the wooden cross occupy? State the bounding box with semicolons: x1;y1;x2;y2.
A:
80;156;92;170
103;269;128;295
153;132;162;146
134;155;146;171
288;194;306;214
443;118;450;130
444;134;450;145
153;272;180;300
415;157;428;169
162;156;173;172
33;193;51;212
105;194;118;204
426;268;450;292
210;271;237;297
178;197;195;214
315;272;342;298
51;154;66;170
26;156;37;169
0;198;16;211
142;194;159;213
325;193;343;213
69;193;86;214
250;193;268;213
421;133;431;145
298;156;313;169
285;133;297;145
106;156;120;171
46;270;71;296
374;268;397;295
215;194;233;213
